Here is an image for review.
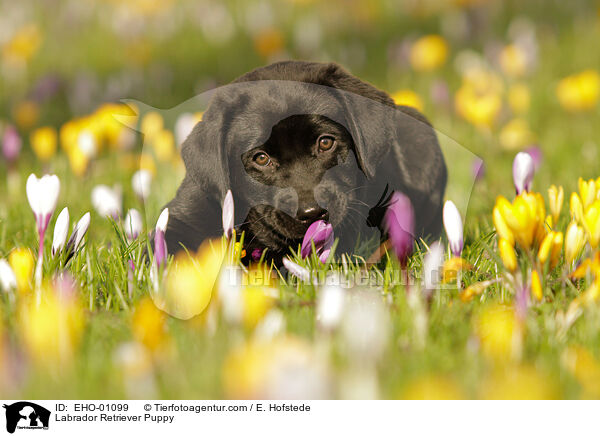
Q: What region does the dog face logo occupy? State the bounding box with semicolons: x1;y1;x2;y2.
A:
3;402;50;433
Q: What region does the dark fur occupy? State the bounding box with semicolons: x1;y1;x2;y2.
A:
165;61;447;263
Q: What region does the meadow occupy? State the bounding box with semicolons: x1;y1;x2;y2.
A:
0;0;599;399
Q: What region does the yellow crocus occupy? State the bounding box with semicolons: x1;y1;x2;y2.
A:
493;201;515;246
579;178;598;209
454;76;503;128
132;297;168;352
476;304;521;361
157;239;225;320
583;200;600;248
499;238;518;272
409;35;448;72
538;231;563;269
495;193;546;250
571;192;584;223
531;270;543;302
562;346;600;398
442;257;473;283
548;185;564;224
18;284;85;367
391;89;424;112
480;365;558;399
8;248;34;294
30;126;57;161
565;221;587;264
556;69;600;112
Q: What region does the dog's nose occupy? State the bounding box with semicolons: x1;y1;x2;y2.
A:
297;206;329;223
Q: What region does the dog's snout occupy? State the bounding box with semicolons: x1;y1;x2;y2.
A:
297;205;329;223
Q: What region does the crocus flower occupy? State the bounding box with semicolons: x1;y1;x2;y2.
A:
91;184;122;219
384;192;415;265
30;126;57;162
2;125;21;163
222;190;234;238
316;280;346;331
282;257;310;282
301;220;334;263
132;169;152;202
0;259;17;293
443;200;463;257
512;151;535;194
52;207;70;256
124;209;143;240
154;208;169;268
26;173;60;288
548;185;564;224
67;212;91;254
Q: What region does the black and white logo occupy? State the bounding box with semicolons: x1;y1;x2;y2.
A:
3;402;50;434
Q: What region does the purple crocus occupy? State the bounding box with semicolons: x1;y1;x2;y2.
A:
2;125;22;163
301;220;334;263
384;192;415;265
154;208;169;268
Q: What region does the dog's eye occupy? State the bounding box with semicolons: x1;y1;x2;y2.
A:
318;135;335;152
253;152;271;166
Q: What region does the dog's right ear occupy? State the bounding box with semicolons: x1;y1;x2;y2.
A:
180;117;230;198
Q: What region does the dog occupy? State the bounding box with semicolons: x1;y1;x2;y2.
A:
164;61;447;264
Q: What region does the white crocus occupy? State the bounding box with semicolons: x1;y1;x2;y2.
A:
175;112;197;147
316;279;346;331
443;200;464;257
67;212;91;253
512;151;535;195
124;209;143;240
423;241;444;295
282;257;310;282
0;259;17;293
26;173;60;240
52;207;70;256
91;184;122;219
222;189;234;238
26;173;60;292
131;169;152;202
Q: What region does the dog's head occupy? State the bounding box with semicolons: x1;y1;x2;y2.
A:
238;113;360;248
179;62;445;256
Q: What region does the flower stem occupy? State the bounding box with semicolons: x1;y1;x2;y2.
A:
35;229;45;305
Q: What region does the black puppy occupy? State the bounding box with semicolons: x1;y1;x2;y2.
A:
164;61;447;263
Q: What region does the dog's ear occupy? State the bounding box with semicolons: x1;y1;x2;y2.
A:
180;116;230;198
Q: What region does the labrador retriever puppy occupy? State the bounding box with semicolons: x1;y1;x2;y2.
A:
164;61;447;264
